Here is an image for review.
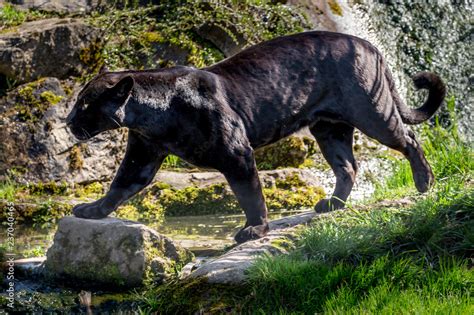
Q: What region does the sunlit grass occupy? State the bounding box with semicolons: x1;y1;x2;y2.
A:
248;255;472;314
0;177;19;201
0;4;26;29
246;182;473;313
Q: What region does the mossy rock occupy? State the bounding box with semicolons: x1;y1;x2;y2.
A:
7;78;66;123
123;172;325;218
255;135;317;170
44;216;194;288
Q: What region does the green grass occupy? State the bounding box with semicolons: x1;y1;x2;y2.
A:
0;4;56;31
0;177;19;201
245;185;473;314
0;4;26;29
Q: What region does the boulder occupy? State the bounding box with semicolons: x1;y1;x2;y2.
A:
43;216;193;287
0;18;101;83
0;78;128;183
187;211;316;283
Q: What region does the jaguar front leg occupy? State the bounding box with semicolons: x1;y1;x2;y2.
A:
73;131;166;219
219;148;269;243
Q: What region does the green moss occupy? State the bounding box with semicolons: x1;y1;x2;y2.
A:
273;173;308;189
270;237;296;252
255;136;317;170
328;0;343;16
126;173;325;218
69;143;85;170
79;39;104;77
39;91;63;104
136;277;250;314
140;31;164;43
0;180;104;224
31;292;76;310
159;184;239;216
22;246;46;258
264;173;325;210
60;81;74;96
124;191;166;222
33;200;72;224
86;3;309;71
28;181;69;196
116;204;141;221
78;181;104;196
62;263;126;287
14;79;63;123
142;236;194;286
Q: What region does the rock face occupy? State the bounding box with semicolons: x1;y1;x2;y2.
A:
7;0;99;13
0;78;128;183
0;18;100;83
187;211;316;284
44;216;193;287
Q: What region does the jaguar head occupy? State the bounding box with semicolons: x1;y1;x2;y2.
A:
66;72;134;140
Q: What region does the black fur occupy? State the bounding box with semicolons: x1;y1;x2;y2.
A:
66;31;445;243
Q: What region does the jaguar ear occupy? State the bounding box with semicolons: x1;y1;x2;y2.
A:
109;76;134;100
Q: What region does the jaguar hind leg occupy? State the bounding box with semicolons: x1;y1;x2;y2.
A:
310;121;357;213
354;109;434;193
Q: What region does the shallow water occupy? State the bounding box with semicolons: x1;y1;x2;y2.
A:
13;209;310;259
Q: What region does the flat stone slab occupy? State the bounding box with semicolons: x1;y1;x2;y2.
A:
187;211;316;284
43;216;193;287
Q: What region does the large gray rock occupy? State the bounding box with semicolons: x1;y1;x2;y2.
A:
0;18;101;83
0;78;127;183
44;216;193;287
187;211;316;284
